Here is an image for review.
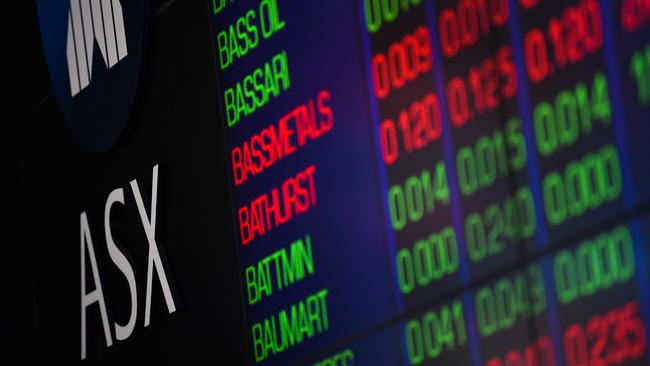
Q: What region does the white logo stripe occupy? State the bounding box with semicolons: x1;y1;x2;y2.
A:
66;19;81;96
90;0;108;65
112;0;128;60
80;0;95;78
70;0;90;90
66;0;129;96
101;0;118;67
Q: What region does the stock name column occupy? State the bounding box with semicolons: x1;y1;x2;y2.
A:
512;0;627;244
210;1;395;364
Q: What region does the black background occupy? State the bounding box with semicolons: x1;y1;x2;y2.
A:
4;0;247;363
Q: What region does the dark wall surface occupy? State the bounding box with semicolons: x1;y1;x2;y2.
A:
4;1;247;363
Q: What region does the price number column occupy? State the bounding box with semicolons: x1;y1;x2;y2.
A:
513;0;627;244
361;0;463;311
428;0;539;280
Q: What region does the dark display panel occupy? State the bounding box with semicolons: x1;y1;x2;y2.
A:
208;0;650;365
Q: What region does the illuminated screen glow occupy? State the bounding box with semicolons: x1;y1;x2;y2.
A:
208;0;650;364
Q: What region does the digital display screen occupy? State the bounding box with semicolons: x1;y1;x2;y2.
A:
208;0;650;365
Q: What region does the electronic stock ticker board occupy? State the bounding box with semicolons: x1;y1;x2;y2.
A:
208;0;650;365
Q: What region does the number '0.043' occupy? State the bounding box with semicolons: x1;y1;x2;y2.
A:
475;264;546;337
372;26;433;100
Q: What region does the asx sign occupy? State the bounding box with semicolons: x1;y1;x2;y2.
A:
79;164;178;360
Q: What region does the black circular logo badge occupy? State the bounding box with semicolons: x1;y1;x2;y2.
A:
37;0;149;152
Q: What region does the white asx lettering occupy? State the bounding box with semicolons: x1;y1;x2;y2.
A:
80;165;177;360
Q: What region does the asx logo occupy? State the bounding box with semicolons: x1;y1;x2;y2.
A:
37;0;149;152
65;0;129;96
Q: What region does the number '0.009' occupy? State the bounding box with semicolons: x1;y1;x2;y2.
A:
372;26;433;100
